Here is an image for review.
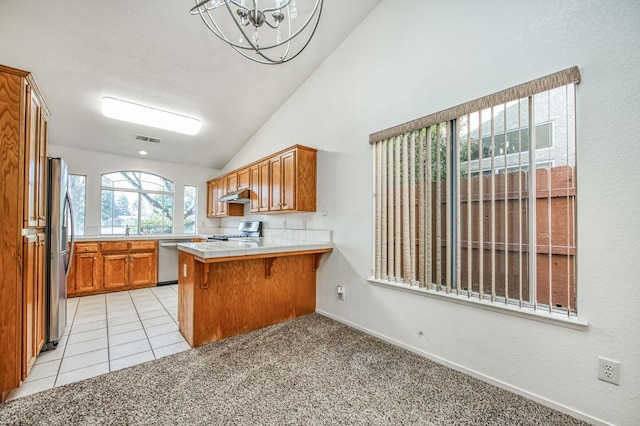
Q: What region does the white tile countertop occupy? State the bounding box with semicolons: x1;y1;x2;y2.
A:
177;238;334;259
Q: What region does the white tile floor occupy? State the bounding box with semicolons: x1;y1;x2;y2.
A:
7;284;190;401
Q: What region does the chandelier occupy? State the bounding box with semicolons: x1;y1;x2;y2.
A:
190;0;323;65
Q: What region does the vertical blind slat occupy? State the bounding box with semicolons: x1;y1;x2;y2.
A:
402;133;411;283
394;136;402;282
418;130;426;287
426;127;433;289
387;138;396;281
490;107;497;302
409;132;417;286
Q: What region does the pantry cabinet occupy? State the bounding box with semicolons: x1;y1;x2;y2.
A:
0;64;50;399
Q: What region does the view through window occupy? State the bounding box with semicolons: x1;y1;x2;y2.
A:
183;185;197;234
101;171;174;235
68;174;86;235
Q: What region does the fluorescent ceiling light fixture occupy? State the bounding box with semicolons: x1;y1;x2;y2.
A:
101;97;201;135
139;150;148;155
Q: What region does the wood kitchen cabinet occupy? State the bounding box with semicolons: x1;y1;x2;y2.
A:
68;243;101;295
227;168;250;192
206;181;215;217
23;81;48;229
21;236;37;380
250;161;270;213
205;177;243;217
101;241;158;291
0;64;50;399
67;240;158;297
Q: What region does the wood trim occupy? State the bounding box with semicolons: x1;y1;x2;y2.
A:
264;258;275;278
0;69;26;394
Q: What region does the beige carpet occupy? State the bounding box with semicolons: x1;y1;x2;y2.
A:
0;314;586;425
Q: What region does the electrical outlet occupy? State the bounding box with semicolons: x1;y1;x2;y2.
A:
282;219;286;228
336;285;344;300
598;357;620;385
302;219;306;229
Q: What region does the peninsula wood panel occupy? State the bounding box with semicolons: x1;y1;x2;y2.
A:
178;252;320;347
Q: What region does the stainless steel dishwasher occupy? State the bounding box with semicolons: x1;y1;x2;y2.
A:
158;239;193;285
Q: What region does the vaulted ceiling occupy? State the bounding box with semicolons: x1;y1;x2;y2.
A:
0;0;381;169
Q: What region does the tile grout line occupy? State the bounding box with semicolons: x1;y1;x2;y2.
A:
130;289;159;360
52;295;81;387
56;295;108;382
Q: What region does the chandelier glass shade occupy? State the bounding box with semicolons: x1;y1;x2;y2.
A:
190;0;323;65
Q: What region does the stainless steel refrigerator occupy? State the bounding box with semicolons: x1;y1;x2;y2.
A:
43;157;74;351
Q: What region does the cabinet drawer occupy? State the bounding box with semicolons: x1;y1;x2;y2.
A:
100;241;129;252
129;241;157;251
74;243;99;253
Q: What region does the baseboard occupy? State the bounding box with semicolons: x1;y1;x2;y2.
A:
316;309;610;426
157;280;178;286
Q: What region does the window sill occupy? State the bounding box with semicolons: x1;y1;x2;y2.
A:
367;278;588;331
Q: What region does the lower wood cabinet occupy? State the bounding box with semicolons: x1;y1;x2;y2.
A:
68;240;158;297
21;233;45;380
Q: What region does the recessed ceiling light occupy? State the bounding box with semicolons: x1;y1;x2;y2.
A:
101;97;201;135
139;150;148;155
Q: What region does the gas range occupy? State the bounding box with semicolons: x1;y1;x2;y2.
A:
207;221;262;242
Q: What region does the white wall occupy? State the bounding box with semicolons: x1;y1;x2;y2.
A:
223;1;640;424
48;145;220;236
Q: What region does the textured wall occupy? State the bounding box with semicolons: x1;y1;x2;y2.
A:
222;1;640;424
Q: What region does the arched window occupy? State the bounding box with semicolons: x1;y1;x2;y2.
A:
101;171;174;235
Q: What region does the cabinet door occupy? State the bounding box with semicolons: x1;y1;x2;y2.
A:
269;156;282;211
102;253;129;290
206;181;215;218
35;233;46;354
226;173;238;193
249;166;259;213
36;117;47;227
23;85;40;228
129;251;157;287
280;150;296;211
21;235;37;380
237;168;250;189
215;179;228;217
73;253;101;294
258;161;270;212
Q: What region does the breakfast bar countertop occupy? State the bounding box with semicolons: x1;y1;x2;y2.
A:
177;238;334;260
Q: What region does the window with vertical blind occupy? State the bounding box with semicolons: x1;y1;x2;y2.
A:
370;67;580;319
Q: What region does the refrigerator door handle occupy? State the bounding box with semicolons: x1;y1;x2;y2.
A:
64;191;75;276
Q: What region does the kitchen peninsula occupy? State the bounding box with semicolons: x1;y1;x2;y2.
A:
176;239;333;347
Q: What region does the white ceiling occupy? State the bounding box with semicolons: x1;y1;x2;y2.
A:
0;0;381;169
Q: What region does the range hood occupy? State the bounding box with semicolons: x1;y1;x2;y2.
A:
219;188;251;204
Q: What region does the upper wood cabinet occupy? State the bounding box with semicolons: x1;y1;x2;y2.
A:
0;64;50;398
23;81;48;229
211;145;316;216
206;177;244;218
263;146;316;213
250;161;270;213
